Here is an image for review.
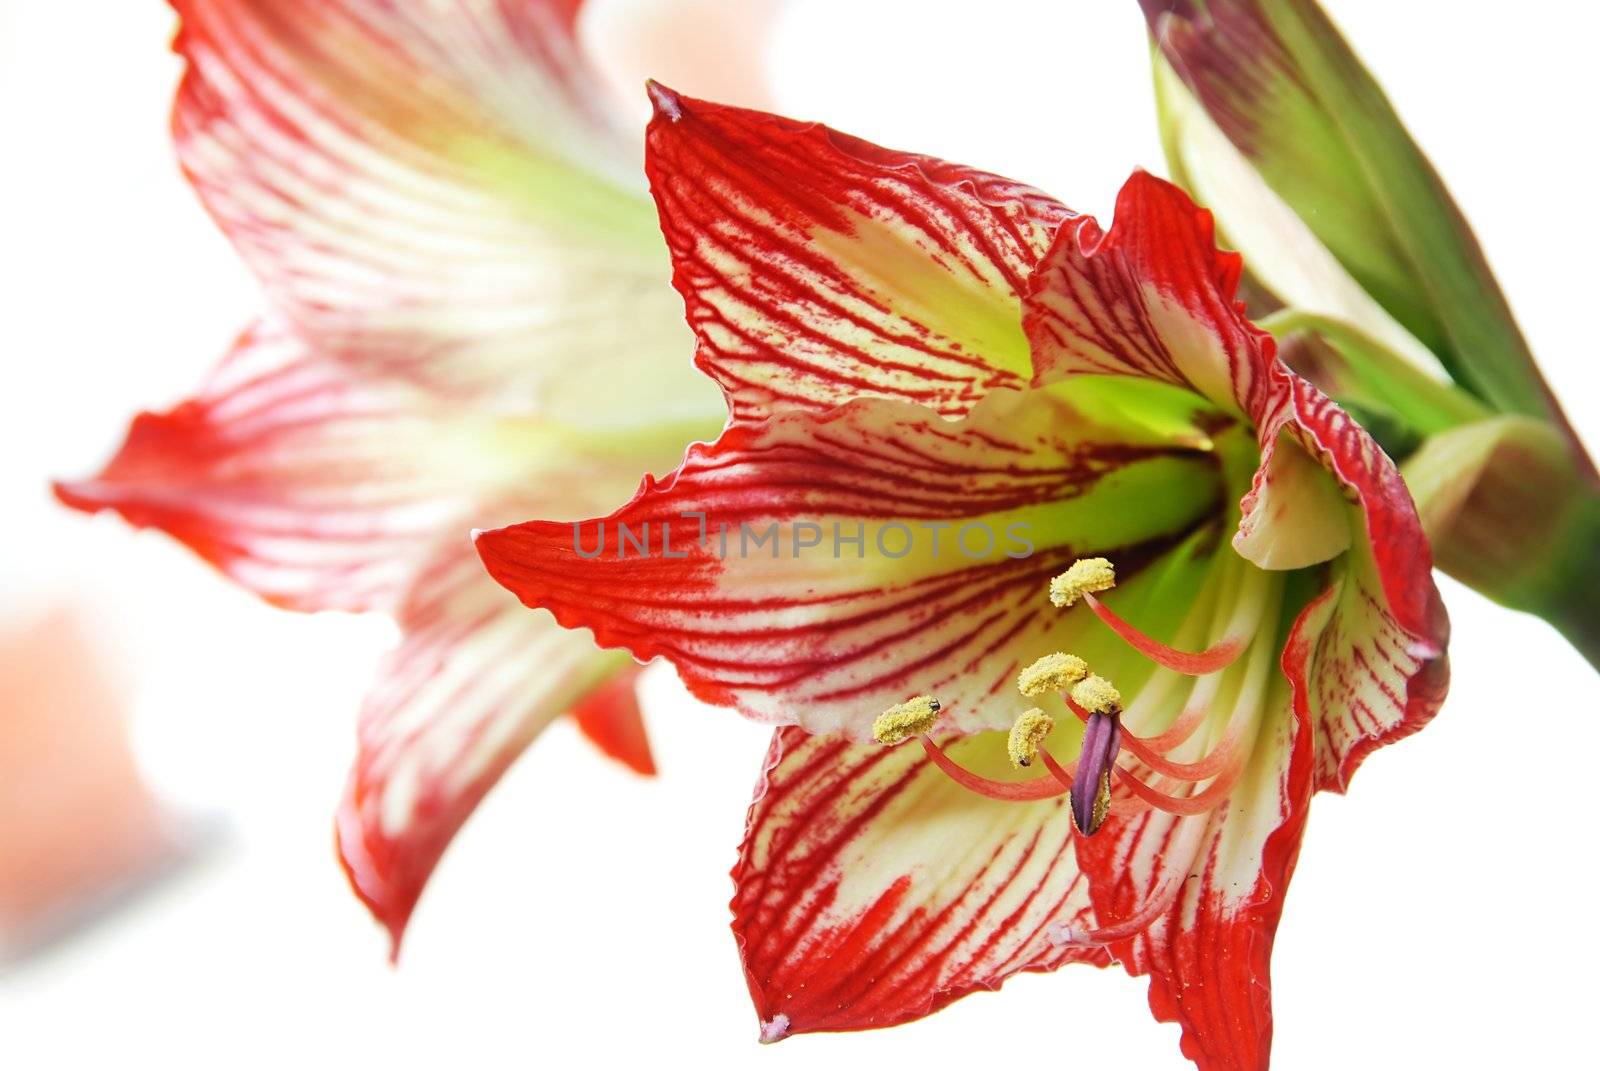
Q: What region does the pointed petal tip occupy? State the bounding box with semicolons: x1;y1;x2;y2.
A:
645;79;684;121
758;1014;791;1044
52;477;106;513
334;797;414;966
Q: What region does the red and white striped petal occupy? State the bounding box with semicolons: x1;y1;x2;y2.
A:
733;726;1107;1039
644;86;1072;420
1026;170;1272;422
1075;674;1304;1071
1281;384;1451;790
55;322;469;613
337;545;635;955
172;0;718;422
477;386;1223;739
733;654;1301;1066
55;318;709;612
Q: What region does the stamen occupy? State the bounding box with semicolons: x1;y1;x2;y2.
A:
1007;708;1054;768
1069;674;1121;716
918;736;1067;801
1045;875;1188;948
872;695;941;745
1119;724;1239;781
1017;652;1088;697
1049;557;1116;608
1082;593;1245;675
1114;762;1244;816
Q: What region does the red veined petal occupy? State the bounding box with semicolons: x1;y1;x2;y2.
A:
1022;167;1356;575
1279;381;1451;790
55;322;469;612
336;546;636;957
170;0;720;422
1025;173;1349;563
644;86;1072;420
570;666;656;776
1026;170;1271;422
732;726;1108;1039
1074;669;1304;1071
476;386;1224;739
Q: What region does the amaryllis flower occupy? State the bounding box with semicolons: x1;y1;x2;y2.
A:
475;88;1449;1069
54;0;739;953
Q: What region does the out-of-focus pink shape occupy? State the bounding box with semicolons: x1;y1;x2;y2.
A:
0;607;176;959
581;0;783;117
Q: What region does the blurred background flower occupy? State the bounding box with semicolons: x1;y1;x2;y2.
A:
0;606;198;962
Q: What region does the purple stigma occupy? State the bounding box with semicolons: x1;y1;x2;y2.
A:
1070;711;1123;835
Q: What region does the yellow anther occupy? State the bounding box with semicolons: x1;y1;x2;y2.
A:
1049;557;1116;608
872;695;942;745
1090;770;1113;833
1070;674;1122;716
1017;652;1089;697
1007;708;1054;769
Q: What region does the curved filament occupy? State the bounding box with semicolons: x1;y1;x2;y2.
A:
918;736;1067;801
1084;593;1244;675
1119;722;1240;781
1114;761;1245;816
1049;875;1188;947
1132;701;1210;754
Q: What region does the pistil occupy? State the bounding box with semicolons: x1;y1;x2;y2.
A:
1067;676;1124;836
1057;558;1248;675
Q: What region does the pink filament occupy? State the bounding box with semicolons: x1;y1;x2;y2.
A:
1120;725;1239;781
1132;701;1209;754
1084;593;1244;675
918;736;1067;801
1113;761;1245;816
1038;748;1076;790
1052;875;1188;947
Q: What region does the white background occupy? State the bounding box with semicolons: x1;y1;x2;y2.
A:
2;1;1597;1067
